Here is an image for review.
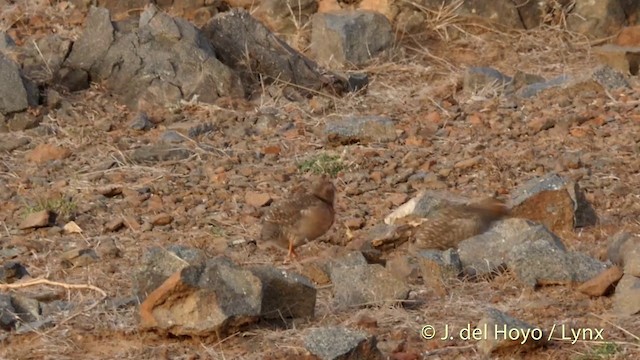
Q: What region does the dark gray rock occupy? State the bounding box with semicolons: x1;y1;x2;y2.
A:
130;145;194;163
458;218;566;277
463;67;513;96
517;75;571;98
304;326;383;360
65;5;243;110
0;53;39;115
21;34;72;83
139;256;263;337
0;294;18;330
311;10;393;67
129;112;153;131
325;115;396;145
0;32;16;51
65;6;114;71
508;239;609;287
10;294;41;323
132;245;206;301
325;251;368;270
591;65;630;89
160;130;186;144
0;261;29;283
250;266;316;319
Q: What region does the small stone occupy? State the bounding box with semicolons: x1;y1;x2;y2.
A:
97;185;123;197
160;130;185;144
304;326;383;360
149;213;173;226
577;265;623;297
129;112;153;131
19;210;52;230
325;115;397;145
97;237;122;259
0;262;29;284
131;145;194;164
454;156;482;169
61;248;99;267
103;218;125;233
24;144;72;164
477;308;545;355
344;217;364;230
244;191;272;208
63;221;83;234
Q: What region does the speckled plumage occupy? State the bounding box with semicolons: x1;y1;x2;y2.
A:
260;177;336;259
400;198;509;250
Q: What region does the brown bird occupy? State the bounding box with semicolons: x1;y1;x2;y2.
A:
260;176;336;261
398;198;510;251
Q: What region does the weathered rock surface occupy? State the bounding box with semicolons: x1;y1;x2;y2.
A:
311;10;393;67
139;256;263;337
577;265;624;297
202;8;348;96
325;115;397;145
458;217;566;277
611;274;640;316
250;266;316;319
330;262;409;309
509;173;597;233
507;239;609;287
64;5;244;109
477;308;545;355
0;53;39;115
304;326;383;360
132;245;207;301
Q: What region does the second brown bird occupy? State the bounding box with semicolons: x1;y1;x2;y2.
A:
398;198;510;251
260;177;336;260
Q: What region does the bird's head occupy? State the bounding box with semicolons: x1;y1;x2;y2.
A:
311;176;336;205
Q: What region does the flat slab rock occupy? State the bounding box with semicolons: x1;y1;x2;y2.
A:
507;239;609;287
304;326;383;360
329;262;410;309
459;217;608;286
139;256;262;337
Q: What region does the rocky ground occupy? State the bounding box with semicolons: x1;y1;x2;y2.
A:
1;1;640;359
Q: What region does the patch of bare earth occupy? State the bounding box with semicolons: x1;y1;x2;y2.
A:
1;1;639;359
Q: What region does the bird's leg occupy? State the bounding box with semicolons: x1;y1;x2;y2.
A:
283;241;298;265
